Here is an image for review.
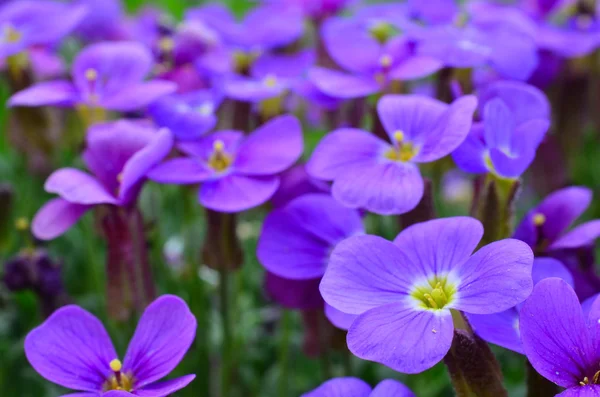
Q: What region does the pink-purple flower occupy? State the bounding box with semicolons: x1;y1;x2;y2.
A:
302;377;415;397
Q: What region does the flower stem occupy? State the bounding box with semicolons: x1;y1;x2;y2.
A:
219;263;232;397
278;310;292;397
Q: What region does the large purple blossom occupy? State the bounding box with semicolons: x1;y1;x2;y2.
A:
320;217;534;373
148;114;303;212
307;94;476;215
25;295;196;396
32;121;173;240
302;377;415;397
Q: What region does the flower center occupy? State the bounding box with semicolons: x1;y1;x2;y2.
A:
369;21;397;44
208;140;233;172
410;276;457;310
3;24;21;44
233;50;259;74
580;370;600;386
384;130;417;162
104;359;134;392
196;102;214;116
532;213;546;227
263;74;278;88
379;54;393;69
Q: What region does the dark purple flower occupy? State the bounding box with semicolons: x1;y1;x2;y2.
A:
32;121;173;240
148;115;303;212
468;257;573;354
25;295;196;396
320;217;534;373
302;377;415;397
520;278;600;394
9;41;176;112
270;164;329;208
307;94;477;215
453;80;550;179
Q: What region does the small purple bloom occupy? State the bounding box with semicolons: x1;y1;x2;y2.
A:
320;217;534;373
307;94;477;215
302;377;415;397
25;295;196;396
9;41;176;112
32;121;173;240
73;0;127;42
148;114;303;212
453;80;550;179
520;278;600;394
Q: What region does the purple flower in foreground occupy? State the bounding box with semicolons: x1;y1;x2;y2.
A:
468;257;573;354
258;193;363;329
302;377;415;397
25;295;196;396
32;121;173;240
320;217;534;373
453;80;550;179
520;278;600;395
307;94;477;215
148;114;303;212
9;41;176;112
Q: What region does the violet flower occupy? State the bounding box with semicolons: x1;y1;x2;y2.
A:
273;0;353;20
148;114;303;213
74;0;128;42
468;257;573;354
258;193;363;329
302;377;415;397
453;80;550;179
32;121;173;240
320;217;534;373
9;41;176;114
307;94;477;215
520;278;600;395
25;295;196;396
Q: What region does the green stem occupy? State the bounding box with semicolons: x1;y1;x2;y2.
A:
278;310;292;397
219;264;232;397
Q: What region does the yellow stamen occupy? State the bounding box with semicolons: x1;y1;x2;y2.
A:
4;24;21;43
197;102;213;116
15;217;29;231
423;293;438;309
213;140;224;152
580;376;590;386
109;359;122;372
85;68;98;81
411;276;456;310
379;54;392;68
208;140;233;172
158;37;175;52
532;213;546;226
263;74;277;88
369;21;396;44
116;173;124;183
393;130;405;143
384;142;417;162
593;370;600;384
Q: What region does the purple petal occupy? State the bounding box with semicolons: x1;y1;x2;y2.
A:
371;379;416;397
321;18;380;73
468;308;522;354
348;302;453;374
488;148;534;179
258;194;363;280
309;67;380;99
45;168;117;205
100;81;177;112
269;164;330;208
520;278;596;388
532;257;574;287
178;130;244;158
320;235;417;315
478;80;550;125
123;295;196;388
199;174;279;212
325;304;357;331
452;123;488;174
25;305;117;391
306;128;386;181
223;77;286;102
551;221;600;250
32;198;91;241
264;273;323;310
392;217;483;275
585;294;600;348
453;239;534;314
301;377;372;397
147;159;212;184
102;392;134;397
239;5;303;50
483;98;515;151
234;115;303;175
8;81;78;107
251;50;315;80
556;386;600;397
332;161;424;215
60;393;99;397
510;119;550;157
389;56;443;81
135;375;196;397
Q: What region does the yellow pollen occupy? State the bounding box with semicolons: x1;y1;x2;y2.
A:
393;130;405;143
15;217;29;231
197;102;213;116
85;68;98;81
369;21;396;44
532;213;546;226
593;370;600;384
379;54;392;68
158;37;175;52
385;141;417;162
109;359;122;372
116;173;124;183
208;140;233;172
264;74;278;88
4;24;21;43
213;140;225;152
411;276;456;310
423;293;438;309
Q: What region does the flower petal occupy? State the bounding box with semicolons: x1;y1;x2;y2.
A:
468;308;522;354
347;302;453;374
452;123;488;174
147;159;212;184
25;305;117;391
135;375;196;397
301;377;372;397
8;81;78;107
123;295;196;387
32;198;91;241
199;174;279;212
309;67;380;99
321;18;380;73
520;278;597;388
371;379;416;397
483;98;515;151
532;257;574;287
478;80;550;125
393;217;483;275
100;81;177;112
556;386;600;397
389;56;443;81
332;161;424;215
453;239;534;314
550;220;600;250
234;115;303;175
325;304;357;331
45;168;117;205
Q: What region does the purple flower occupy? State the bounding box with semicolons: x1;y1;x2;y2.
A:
272;0;353;20
520;278;600;394
9;41;176;112
32;121;173;240
320;217;534;373
258;193;363;328
302;377;415;397
468;257;573;354
25;295;196;396
307;94;477;215
149;89;222;141
148;115;303;212
0;0;87;60
453;80;550;179
269;164;329;208
73;0;127;42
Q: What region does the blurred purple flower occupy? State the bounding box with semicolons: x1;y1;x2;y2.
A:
9;41;176;112
148;115;303;212
453;80;550;179
270;164;329;208
73;0;127;42
302;377;415;397
25;295;196;396
307;94;476;215
273;0;353;20
520;278;600;394
468;257;573;354
320;217;534;373
32;121;173;240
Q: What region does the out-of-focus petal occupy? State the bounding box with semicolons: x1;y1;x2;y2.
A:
8;81;78;107
32;198;91;241
199;174;279;212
